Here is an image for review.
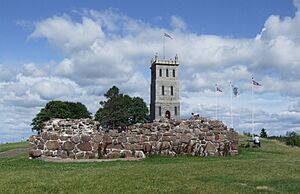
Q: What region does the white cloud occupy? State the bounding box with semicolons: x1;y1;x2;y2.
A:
22;63;46;77
170;16;187;31
30;15;105;54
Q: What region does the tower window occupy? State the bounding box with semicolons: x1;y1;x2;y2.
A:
171;86;174;96
159;106;162;116
173;69;175;77
166;69;169;77
162;86;165;95
174;107;177;116
159;69;162;77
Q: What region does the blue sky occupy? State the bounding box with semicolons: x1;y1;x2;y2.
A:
1;0;300;142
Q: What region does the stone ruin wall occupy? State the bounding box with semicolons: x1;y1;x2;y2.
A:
28;118;239;159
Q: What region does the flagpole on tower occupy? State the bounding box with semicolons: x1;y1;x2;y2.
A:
215;84;218;120
163;34;165;59
251;77;254;138
230;81;233;129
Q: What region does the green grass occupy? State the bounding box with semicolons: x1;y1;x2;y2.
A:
0;138;299;194
0;142;28;152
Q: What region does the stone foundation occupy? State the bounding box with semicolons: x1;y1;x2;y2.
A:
28;118;239;159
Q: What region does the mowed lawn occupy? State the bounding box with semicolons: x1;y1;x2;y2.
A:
0;138;299;194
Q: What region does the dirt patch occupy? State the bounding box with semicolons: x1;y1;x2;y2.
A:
0;148;29;158
37;156;143;163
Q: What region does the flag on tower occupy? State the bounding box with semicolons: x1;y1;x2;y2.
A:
216;85;223;92
164;32;173;39
233;86;239;97
252;78;262;86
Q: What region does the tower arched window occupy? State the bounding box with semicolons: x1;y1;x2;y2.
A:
171;86;174;96
174;106;177;116
162;86;165;95
166;69;169;77
159;69;162;77
159;106;162;116
173;69;175;77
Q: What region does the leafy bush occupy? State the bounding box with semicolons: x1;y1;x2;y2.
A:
31;101;91;133
285;131;300;147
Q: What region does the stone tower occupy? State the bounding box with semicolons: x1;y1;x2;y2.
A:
150;54;180;121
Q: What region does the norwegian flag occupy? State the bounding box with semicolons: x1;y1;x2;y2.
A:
233;86;239;97
164;32;173;39
216;84;222;92
252;78;262;86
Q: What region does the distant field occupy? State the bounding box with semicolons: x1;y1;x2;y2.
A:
0;141;28;153
0;138;299;194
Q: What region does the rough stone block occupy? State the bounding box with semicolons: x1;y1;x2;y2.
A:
107;151;121;159
81;135;91;142
46;140;59;150
128;136;139;144
102;134;112;144
62;141;75;151
205;142;216;152
92;134;103;143
117;136;127;143
161;136;171;142
149;134;158;141
41;132;50;140
106;143;123;150
134;151;146;158
71;135;80;144
77;142;92;151
29;149;42;158
180;134;190;143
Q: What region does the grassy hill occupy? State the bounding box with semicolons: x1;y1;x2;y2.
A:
0;141;28;152
0;138;299;194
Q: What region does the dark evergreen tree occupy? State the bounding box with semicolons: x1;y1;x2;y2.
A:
260;128;268;138
129;97;149;124
31;101;91;133
95;86;148;129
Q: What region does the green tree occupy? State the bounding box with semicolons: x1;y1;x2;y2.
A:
31;101;91;133
95;86;148;129
286;131;300;147
260;128;268;138
129;97;149;124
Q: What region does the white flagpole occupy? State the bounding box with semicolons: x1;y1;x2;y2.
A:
215;84;218;120
230;82;233;129
251;77;254;138
163;35;165;59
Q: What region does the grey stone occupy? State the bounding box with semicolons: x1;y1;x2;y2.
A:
29;149;42;158
81;135;91;142
46;140;59;150
77;142;92;151
62;141;75;151
71;135;80;144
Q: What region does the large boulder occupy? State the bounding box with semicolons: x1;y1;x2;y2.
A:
29;149;42;158
46;140;59;150
62;141;75;151
77;142;92;151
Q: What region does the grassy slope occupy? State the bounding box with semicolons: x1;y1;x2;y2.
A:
0;142;28;152
0;138;299;194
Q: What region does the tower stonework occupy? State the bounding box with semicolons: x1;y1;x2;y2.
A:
150;54;180;121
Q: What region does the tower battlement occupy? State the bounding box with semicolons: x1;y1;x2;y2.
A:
151;54;179;66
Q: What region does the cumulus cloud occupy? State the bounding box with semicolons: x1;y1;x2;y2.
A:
170;16;187;31
30;15;105;54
